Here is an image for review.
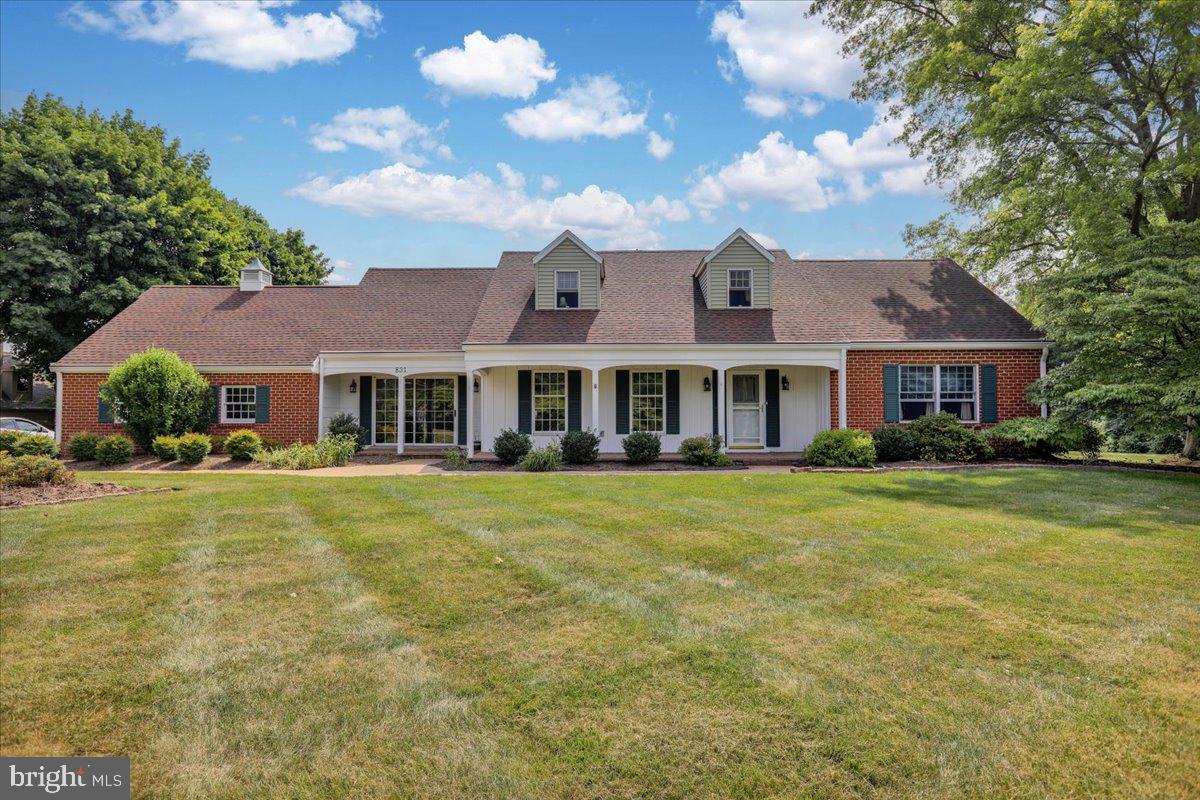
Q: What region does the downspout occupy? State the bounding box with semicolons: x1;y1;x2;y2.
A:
837;348;848;430
314;356;325;439
1039;346;1049;419
53;370;63;444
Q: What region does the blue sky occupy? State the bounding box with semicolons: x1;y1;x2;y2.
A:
0;0;952;283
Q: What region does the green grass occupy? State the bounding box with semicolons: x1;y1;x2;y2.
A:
2;469;1198;799
1060;450;1195;465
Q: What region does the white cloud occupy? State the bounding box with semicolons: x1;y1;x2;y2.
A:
290;162;687;248
309;106;450;164
64;0;381;71
814;108;937;199
497;162;525;190
326;259;354;284
646;131;674;160
663;112;677;130
711;1;860;118
540;175;561;193
418;31;555;99
688;131;832;215
336;0;381;33
281;115;297;127
503;76;646;142
747;231;779;249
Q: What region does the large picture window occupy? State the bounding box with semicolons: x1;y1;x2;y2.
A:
555;271;580;308
727;269;752;307
222;385;256;423
630;371;665;433
898;365;977;422
533;371;567;433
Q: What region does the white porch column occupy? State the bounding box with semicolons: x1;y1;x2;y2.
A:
591;368;601;433
465;371;475;457
396;372;406;455
315;357;324;440
837;348;848;430
716;368;727;451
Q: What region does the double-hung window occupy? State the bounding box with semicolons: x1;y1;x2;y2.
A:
898;365;977;422
222;385;257;423
555;270;580;308
533;371;567;433
630;371;665;433
727;269;752;307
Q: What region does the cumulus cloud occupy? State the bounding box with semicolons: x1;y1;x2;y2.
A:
309;106;450;164
503;76;646;141
711;1;860;120
689;131;832;216
63;0;381;71
747;231;779;249
646;131;674;160
281;115;297;127
290;162;687;248
540;175;561;193
418;31;555;99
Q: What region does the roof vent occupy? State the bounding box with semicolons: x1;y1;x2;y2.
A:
239;258;273;292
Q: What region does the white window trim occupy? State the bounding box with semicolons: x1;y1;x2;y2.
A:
532;369;568;434
629;369;666;434
726;268;753;309
897;364;979;424
221;384;257;424
553;269;581;310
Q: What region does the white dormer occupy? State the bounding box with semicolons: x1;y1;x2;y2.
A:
533;230;603;310
695;228;774;309
239;258;273;292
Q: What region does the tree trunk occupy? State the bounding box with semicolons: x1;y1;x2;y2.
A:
1184;416;1199;460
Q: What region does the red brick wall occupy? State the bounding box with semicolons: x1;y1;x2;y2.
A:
837;349;1042;430
59;371;318;446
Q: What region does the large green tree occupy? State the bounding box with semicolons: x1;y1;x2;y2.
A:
0;94;329;375
812;0;1199;301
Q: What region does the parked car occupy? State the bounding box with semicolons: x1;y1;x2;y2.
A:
1;416;54;438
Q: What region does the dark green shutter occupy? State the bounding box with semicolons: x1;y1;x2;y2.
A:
255;385;270;424
457;374;468;445
765;369;780;447
665;370;680;435
980;365;998;423
358;376;373;437
711;369;719;436
97;388;112;424
567;370;582;431
517;370;532;433
210;385;220;424
883;365;899;424
615;370;630;435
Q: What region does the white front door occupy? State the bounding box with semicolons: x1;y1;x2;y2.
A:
729;372;765;447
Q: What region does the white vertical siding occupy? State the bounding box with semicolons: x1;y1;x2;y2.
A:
706;238;771;309
535;240;602;310
478;365;595;450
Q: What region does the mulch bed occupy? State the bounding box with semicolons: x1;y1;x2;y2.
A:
793;458;1200;475
69;455;259;471
446;460;749;472
1;482;171;509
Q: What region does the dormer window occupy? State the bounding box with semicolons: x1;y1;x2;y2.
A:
555;270;580;308
728;269;752;307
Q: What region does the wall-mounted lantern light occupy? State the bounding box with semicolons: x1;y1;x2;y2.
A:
473;377;480;392
703;376;712;392
781;376;790;391
349;378;358;394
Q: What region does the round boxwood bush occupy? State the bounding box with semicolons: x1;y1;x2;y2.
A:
0;454;75;487
100;348;211;450
678;435;732;467
518;443;563;472
622;431;661;464
560;429;601;464
493;428;533;465
804;429;876;467
95;434;134;466
175;432;212;464
0;430;59;457
225;429;263;460
327;412;368;451
151;435;179;461
907;412;993;462
68;431;101;461
872;426;918;462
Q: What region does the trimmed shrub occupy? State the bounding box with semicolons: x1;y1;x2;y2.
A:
225;429;262;461
95;434;134;466
442;447;470;470
560;429;601;464
208;434;226;455
987;416;1082;459
327;412;368;451
804;429;876;467
151;435;179;461
100;348;211;450
622;431;661;464
0;454;75;487
251;434;356;470
872;426;918;462
908;413;993;462
261;437;285;451
493;428;532;465
678;435;732;467
175;433;212;464
0;430;58;457
67;431;101;461
518;443;563;472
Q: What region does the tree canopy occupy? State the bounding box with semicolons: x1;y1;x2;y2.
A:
0;94;329;375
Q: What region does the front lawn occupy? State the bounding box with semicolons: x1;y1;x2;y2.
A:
2;469;1197;799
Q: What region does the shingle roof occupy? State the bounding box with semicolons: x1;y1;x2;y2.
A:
54;268;492;367
54;251;1041;368
465;251;1042;345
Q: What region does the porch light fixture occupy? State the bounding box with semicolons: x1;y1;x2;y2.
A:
703;376;712;392
473;377;480;392
781;376;790;391
349;378;357;394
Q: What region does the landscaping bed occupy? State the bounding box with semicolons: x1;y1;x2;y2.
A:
444;459;749;472
1;481;164;509
68;454;259;471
